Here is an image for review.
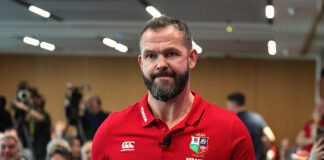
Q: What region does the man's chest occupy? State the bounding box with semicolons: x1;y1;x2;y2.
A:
106;127;232;160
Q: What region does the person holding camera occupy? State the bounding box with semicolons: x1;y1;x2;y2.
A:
13;92;51;160
65;95;109;141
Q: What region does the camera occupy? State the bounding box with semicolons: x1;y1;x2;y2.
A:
11;81;40;120
16;81;39;104
65;83;91;119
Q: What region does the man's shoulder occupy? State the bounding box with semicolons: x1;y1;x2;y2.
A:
97;102;140;130
202;100;239;123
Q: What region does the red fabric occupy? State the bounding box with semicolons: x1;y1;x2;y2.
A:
92;91;255;160
302;119;324;152
267;146;278;160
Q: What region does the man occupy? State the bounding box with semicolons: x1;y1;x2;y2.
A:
13;93;51;160
0;96;13;132
66;95;109;141
227;92;275;160
48;145;74;160
0;135;20;160
51;121;67;139
92;15;254;159
81;141;92;160
69;137;81;160
4;128;33;160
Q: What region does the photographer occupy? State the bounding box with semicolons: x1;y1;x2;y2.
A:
12;89;51;160
65;94;109;141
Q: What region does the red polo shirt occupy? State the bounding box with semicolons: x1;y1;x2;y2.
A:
92;91;255;160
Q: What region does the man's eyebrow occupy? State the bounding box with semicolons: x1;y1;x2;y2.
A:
164;47;181;53
142;50;155;54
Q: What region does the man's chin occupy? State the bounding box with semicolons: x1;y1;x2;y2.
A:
153;82;174;89
154;78;174;86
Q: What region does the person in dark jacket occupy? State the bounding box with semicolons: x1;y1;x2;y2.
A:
66;95;109;141
0;96;13;132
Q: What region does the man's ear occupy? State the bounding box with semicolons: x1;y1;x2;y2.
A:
138;54;143;70
189;49;198;69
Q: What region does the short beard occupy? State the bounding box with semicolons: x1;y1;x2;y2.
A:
142;68;189;102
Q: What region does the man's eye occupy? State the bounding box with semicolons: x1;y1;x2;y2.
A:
168;52;176;56
146;54;155;59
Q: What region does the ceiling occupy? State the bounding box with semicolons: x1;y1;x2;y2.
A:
0;0;323;59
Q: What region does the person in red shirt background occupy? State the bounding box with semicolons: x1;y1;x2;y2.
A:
296;99;324;153
92;15;255;160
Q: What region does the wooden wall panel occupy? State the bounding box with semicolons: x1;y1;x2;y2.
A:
0;55;315;147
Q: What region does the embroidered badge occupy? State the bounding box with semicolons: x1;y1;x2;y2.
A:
190;133;209;154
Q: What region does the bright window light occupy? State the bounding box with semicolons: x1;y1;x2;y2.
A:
146;6;162;18
192;41;202;54
40;42;55;51
268;40;276;55
23;37;39;46
103;38;117;48
29;5;51;18
265;5;275;19
115;43;128;53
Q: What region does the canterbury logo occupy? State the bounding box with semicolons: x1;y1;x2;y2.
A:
121;141;135;152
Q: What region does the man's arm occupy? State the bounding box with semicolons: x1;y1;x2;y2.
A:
12;100;45;122
92;113;115;160
296;130;315;147
263;126;276;142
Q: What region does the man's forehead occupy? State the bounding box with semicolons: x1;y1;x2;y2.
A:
1;139;16;145
140;27;186;51
142;26;182;39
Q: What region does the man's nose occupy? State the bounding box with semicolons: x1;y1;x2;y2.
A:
4;147;10;153
156;56;168;71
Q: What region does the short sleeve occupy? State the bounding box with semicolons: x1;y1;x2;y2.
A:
230;116;255;160
91;113;116;160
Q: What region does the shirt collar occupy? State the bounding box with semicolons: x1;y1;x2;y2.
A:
184;91;205;126
139;94;156;127
138;91;206;127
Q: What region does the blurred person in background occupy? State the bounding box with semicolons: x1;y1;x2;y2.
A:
65;95;109;141
68;137;81;160
308;138;324;160
12;91;51;160
11;155;28;160
80;141;91;160
51;121;67;140
46;138;71;160
227;92;276;160
47;145;73;160
4;128;33;160
296;98;324;153
0;96;13;132
0;135;20;160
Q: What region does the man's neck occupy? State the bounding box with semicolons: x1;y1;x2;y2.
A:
236;106;247;113
147;86;194;129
